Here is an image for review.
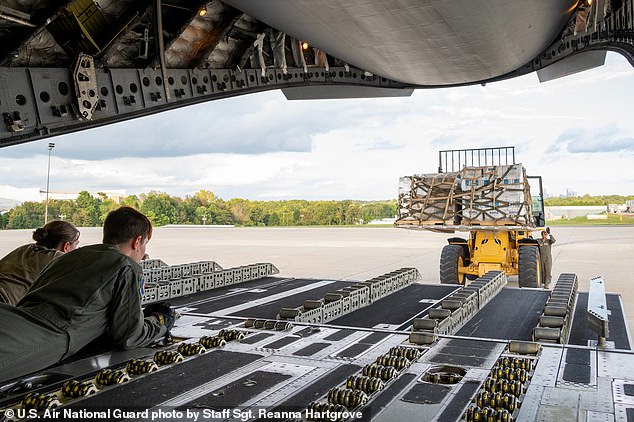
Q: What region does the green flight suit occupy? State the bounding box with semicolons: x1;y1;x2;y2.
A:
0;244;62;306
537;235;556;287
0;244;166;383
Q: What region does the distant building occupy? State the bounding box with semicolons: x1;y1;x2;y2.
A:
0;198;21;213
108;195;125;204
368;217;396;225
607;204;628;214
545;206;605;219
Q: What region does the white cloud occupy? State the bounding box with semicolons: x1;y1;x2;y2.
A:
548;124;634;153
1;53;633;201
0;186;42;202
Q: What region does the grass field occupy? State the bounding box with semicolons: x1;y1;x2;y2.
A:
547;213;634;225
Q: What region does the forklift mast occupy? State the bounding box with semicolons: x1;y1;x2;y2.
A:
438;146;516;173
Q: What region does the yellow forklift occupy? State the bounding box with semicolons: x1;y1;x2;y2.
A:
397;147;546;287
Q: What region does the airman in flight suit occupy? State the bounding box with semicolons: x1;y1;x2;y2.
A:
0;207;174;383
537;228;556;288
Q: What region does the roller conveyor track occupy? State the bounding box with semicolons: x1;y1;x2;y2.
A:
65;350;264;410
1;270;633;422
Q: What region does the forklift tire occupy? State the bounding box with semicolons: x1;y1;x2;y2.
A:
518;246;541;288
440;245;466;285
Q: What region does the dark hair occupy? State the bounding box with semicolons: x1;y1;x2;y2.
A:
103;206;152;245
32;221;80;249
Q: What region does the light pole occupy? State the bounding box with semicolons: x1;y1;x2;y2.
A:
44;142;55;224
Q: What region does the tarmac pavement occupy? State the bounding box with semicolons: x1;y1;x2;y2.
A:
1;225;632;335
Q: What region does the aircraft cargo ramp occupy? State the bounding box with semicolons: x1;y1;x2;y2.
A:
0;263;633;422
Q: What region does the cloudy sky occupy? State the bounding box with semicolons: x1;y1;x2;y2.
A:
0;52;632;202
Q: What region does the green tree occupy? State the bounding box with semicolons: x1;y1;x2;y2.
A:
545;195;634;206
207;201;234;225
7;201;44;228
98;196;120;224
193;190;215;206
120;195;140;209
1;190;404;229
140;192;180;226
227;198;253;225
75;191;100;226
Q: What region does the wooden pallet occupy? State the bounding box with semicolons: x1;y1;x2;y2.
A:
462;219;530;226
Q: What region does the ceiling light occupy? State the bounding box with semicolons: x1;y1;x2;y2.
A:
301;41;309;50
198;8;207;17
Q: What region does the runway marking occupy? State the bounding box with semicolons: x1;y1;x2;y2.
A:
396;288;458;331
211;279;338;316
177;278;338;316
176;277;297;309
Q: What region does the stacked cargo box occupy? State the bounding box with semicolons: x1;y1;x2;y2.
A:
396;164;534;227
396;172;460;225
458;164;531;225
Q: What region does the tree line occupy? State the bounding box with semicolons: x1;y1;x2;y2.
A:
0;190;397;229
544;194;634;207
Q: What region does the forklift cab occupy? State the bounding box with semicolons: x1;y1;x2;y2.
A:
528;176;545;227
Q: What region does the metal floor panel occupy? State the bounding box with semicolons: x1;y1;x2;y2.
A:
255;364;361;421
436;380;482;422
434;339;500;365
71;350;263;410
262;336;302;350
569;292;631;349
562;363;592;384
240;333;275;345
169;277;285;306
229;280;357;319
333;284;457;328
335;343;372;358
293;342;331;357
172;277;329;314
324;329;355;341
177;370;291;409
332;332;392;358
456;288;550;341
401;382;452;404
359;373;417;422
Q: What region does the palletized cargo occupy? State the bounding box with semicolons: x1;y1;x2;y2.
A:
397;163;534;228
397;172;461;225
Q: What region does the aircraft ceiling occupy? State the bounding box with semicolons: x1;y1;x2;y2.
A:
0;0;632;147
